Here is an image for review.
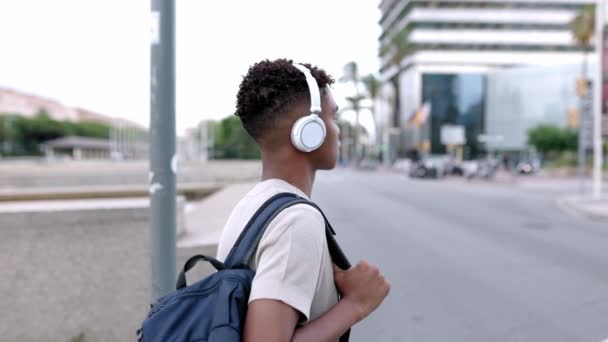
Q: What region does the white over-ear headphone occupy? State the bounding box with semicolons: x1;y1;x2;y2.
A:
291;64;326;152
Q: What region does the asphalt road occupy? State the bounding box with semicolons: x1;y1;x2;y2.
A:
313;170;608;342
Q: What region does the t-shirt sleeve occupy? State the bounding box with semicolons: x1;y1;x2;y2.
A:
248;204;326;322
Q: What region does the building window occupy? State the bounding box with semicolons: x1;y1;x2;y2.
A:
421;73;486;159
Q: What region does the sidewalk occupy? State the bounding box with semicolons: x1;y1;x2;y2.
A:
178;182;255;249
0;182;253;341
556;196;608;220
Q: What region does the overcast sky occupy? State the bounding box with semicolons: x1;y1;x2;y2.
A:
0;0;381;135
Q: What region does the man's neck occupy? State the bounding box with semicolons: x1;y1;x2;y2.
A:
261;151;315;197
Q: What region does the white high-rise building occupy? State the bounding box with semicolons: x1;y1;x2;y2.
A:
377;0;599;159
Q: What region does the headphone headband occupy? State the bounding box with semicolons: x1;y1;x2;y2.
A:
293;64;322;114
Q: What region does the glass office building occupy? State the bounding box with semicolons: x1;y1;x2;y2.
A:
421;74;486;158
376;0;596;162
485;63;595;151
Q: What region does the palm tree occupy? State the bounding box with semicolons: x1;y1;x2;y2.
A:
571;5;595;65
361;74;380;109
361;74;381;145
337;120;354;163
570;4;595;184
571;5;595;90
341;61;366;163
345;94;366;162
380;27;416;129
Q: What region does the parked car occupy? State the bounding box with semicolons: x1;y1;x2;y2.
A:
393;159;412;173
462;161;479;179
516;159;540;175
444;157;464;176
409;160;439;179
409;155;449;179
464;158;499;180
358;159;380;171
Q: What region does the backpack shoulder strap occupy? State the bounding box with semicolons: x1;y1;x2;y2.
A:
302;201;351;270
223;192;351;270
280;199;352;342
223;192;351;341
224;192;299;268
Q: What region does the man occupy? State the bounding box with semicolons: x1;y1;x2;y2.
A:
216;59;390;341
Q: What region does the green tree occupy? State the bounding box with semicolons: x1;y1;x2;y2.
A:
2;109;113;156
528;125;578;154
12;110;65;154
0;114;18;156
0;115;13;142
213;116;260;159
64;121;111;139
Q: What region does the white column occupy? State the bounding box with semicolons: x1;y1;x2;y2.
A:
74;148;83;160
593;0;604;199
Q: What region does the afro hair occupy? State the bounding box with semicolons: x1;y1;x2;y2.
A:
235;58;334;141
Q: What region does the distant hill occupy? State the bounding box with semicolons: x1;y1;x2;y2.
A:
0;87;143;129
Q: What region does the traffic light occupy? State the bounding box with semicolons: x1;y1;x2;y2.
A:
576;78;588;97
568;108;579;128
422;139;431;152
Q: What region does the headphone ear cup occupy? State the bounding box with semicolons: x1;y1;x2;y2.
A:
291;115;326;152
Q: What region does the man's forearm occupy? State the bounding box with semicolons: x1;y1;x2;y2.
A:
292;300;361;342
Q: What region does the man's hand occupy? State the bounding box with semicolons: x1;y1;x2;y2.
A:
333;261;391;322
244;262;390;342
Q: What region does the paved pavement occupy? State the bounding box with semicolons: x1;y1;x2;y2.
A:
457;175;608;220
176;169;608;341
178;172;608;250
557;196;608;220
3;168;607;341
312;170;608;342
523;177;608;220
0;197;204;341
179;183;256;248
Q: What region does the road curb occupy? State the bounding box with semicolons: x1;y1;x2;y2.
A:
0;182;222;202
556;196;608;220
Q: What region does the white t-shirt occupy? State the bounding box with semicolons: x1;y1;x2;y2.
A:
216;179;339;322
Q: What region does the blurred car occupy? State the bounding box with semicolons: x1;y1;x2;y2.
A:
409;155;449;179
358;159;380;171
444;157;464;176
516;159;540;175
392;159;412;173
462;161;479;179
409;161;439;179
464;158;500;180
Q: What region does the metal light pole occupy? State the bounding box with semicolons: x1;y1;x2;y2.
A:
593;0;604;199
578;78;588;193
149;0;177;302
